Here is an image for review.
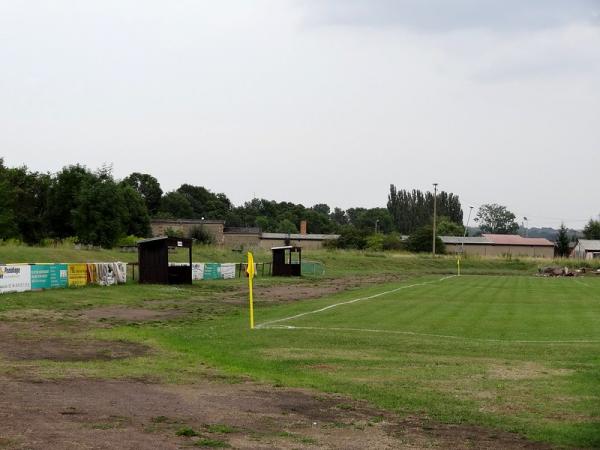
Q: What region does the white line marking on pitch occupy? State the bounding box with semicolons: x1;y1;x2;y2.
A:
263;325;600;344
255;275;456;330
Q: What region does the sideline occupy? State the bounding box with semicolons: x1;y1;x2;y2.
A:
255;275;456;329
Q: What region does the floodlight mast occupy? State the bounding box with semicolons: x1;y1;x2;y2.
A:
432;183;438;257
461;206;474;255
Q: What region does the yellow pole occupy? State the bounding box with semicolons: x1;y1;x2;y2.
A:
249;275;254;329
457;257;461;276
247;252;255;329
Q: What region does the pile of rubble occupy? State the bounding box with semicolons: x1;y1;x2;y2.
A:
538;266;600;277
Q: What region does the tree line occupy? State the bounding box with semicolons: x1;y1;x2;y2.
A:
9;160;584;251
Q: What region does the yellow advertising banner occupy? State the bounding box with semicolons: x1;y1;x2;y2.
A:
68;263;88;287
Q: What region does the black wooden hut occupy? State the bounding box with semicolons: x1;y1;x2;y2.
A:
137;236;193;284
271;246;302;276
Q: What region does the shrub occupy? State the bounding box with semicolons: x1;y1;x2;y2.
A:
189;226;214;244
405;225;445;254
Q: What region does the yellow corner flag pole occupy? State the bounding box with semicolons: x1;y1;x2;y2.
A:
246;251;255;329
457;256;461;276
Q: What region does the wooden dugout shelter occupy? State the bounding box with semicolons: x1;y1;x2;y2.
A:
137;236;193;284
271;245;302;277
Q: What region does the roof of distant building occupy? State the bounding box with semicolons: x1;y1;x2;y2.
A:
440;236;491;244
575;239;600;252
483;234;554;246
261;232;340;241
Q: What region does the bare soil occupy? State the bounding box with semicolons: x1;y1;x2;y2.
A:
0;322;148;362
0;376;551;450
230;274;408;305
78;306;184;322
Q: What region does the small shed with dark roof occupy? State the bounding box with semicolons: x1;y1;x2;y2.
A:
271;246;302;276
137;236;193;284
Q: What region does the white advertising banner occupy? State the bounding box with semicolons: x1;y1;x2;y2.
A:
0;264;32;294
220;263;236;279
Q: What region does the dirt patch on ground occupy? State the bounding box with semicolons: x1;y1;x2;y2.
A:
488;362;573;380
0;322;148;362
78;306;185;323
241;273;407;304
0;376;552;450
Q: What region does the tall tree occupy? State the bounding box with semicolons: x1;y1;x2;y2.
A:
387;185;463;234
73;178;128;248
158;192;194;218
122;172;163;215
556;223;570;257
474;204;519;234
47;165;97;238
583;219;600;240
120;184;151;237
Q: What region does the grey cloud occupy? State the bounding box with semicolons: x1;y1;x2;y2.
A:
300;0;600;32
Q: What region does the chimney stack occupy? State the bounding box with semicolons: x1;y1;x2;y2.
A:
300;220;307;235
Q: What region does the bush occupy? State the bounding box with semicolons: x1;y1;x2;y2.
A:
405;225;445;254
189;225;214;244
366;234;384;251
382;232;405;251
116;235;142;247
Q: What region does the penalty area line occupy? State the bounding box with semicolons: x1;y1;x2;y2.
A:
255;275;456;330
263;325;600;345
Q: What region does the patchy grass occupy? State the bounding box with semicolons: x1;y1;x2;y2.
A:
2;248;600;448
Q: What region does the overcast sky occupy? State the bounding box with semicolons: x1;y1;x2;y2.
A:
1;0;599;228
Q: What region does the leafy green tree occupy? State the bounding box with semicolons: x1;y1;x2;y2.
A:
474;204;519;234
311;203;331;216
405;225;445;253
331;225;368;249
122;172;163;215
4;165;52;243
436;216;464;236
177;184;232;219
159;192;194;218
556;223;570;257
120;184;151;237
0;159;17;239
330;207;348;226
276;219;298;234
583;219;600;239
73;178;127;248
366;233;384;251
47;165;97;238
387;185;463;234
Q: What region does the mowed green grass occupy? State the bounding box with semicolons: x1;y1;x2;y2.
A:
98;275;600;447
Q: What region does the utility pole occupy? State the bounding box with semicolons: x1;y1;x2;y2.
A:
432;183;438;257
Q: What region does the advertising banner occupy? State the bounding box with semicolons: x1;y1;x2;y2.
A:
220;263;236;279
31;264;68;290
68;263;88;287
0;264;32;294
202;263;221;280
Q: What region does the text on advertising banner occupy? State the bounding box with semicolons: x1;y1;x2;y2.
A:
31;264;68;290
0;264;32;294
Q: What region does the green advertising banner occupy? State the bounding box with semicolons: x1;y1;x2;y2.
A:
202;263;221;280
31;264;68;290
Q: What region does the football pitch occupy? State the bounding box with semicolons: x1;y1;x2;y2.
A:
150;274;600;447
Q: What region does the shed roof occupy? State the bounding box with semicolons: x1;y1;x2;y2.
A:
261;232;340;241
137;236;193;247
576;240;600;252
483;234;554;247
440;236;491;245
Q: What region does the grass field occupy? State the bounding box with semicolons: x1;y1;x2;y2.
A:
101;275;600;447
1;246;600;448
